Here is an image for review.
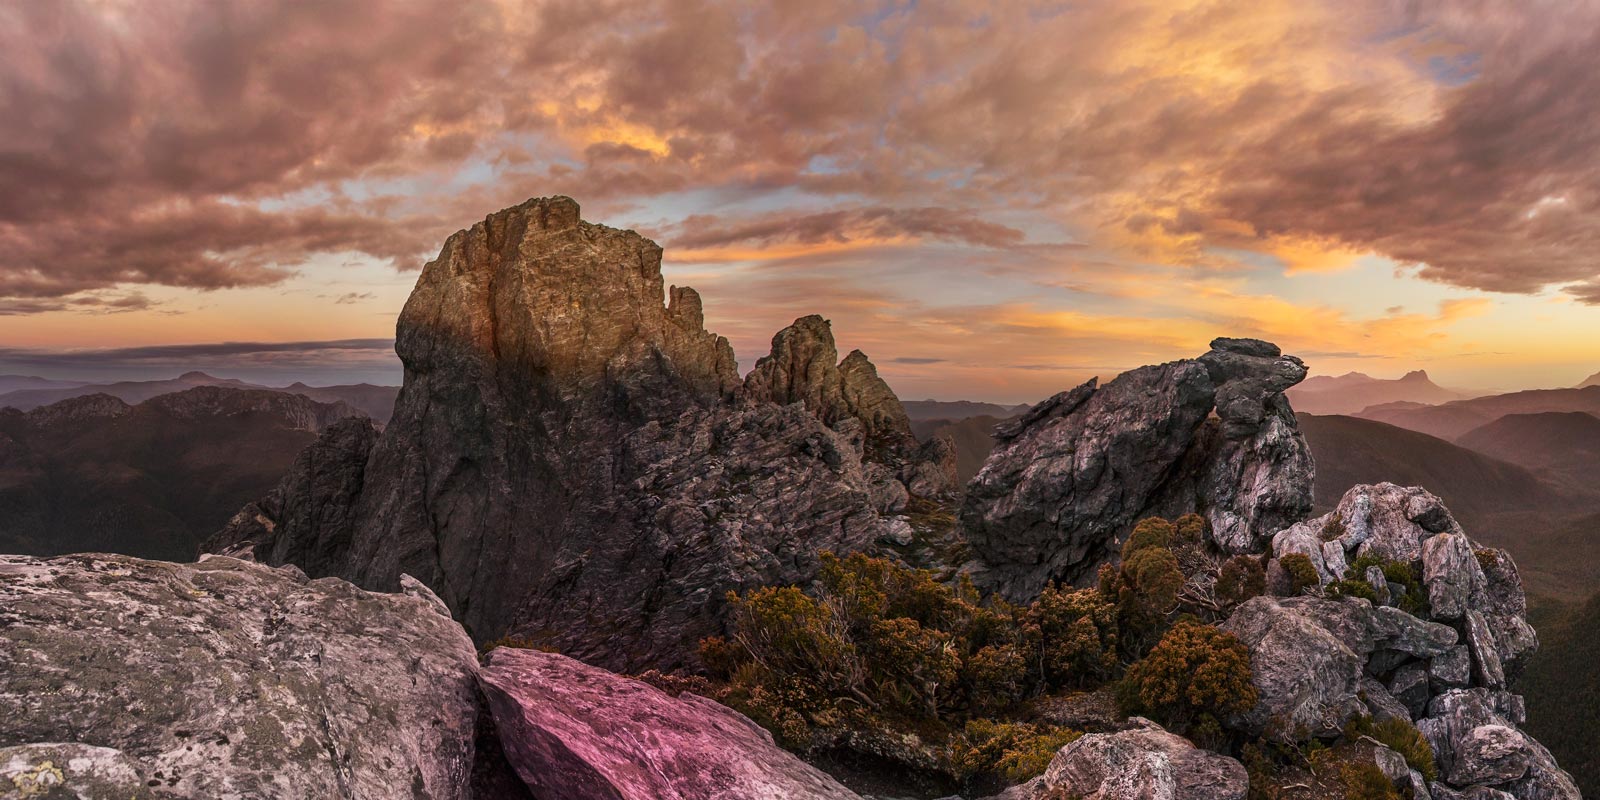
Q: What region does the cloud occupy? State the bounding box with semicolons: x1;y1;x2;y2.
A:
331;291;378;304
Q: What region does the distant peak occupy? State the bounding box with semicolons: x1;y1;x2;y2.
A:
178;371;217;381
1399;369;1431;382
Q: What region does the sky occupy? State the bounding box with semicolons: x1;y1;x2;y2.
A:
3;0;1600;402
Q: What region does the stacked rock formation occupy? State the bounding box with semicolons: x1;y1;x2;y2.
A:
207;196;950;671
962;337;1315;600
1239;484;1575;799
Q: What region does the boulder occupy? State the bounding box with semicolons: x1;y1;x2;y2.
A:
1429;647;1472;692
1220;596;1365;739
1422;534;1486;621
987;719;1246;800
0;553;482;799
1389;665;1431;719
477;648;860;800
963;338;1314;599
1465;610;1507;689
1419;690;1580;800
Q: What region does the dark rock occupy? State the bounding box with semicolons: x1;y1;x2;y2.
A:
477;648;860;800
1430;646;1472;692
1390;665;1431;719
206;197;934;670
0;553;482;799
1362;678;1415;724
963;339;1314;599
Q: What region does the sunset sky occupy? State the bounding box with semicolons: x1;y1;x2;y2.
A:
3;0;1599;401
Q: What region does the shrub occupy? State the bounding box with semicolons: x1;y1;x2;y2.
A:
954;719;1081;784
1217;555;1266;606
1346;554;1427;616
1174;512;1208;544
1115;546;1184;652
1117;620;1258;731
1346;716;1437;782
1028;584;1119;687
1122;517;1178;561
1326;579;1380;603
1340;761;1403;800
1280;553;1321;595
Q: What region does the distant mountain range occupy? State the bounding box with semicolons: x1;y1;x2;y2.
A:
1356;385;1600;440
0;371;399;422
0;386;365;561
902;399;1030;421
1284;369;1471;415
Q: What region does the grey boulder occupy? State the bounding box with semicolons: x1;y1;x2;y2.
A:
986;719;1246;800
0;553;482;799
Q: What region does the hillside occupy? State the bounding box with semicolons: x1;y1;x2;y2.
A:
1457;411;1600;485
1356;385;1600;440
0;374;88;394
0;371;399;422
0;386;365;560
1286;369;1469;415
910;414;1005;481
1522;591;1600;797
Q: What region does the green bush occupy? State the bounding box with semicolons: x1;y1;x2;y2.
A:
1217;555;1266;607
1174;512;1209;544
954;719;1081;784
1346;554;1428;615
1122;517;1178;561
1117;620;1258;732
1340;761;1403;800
1320;513;1348;542
1280;553;1321;595
1326;579;1380;603
1346;716;1436;782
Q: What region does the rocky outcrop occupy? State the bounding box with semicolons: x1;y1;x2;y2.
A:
207;197;944;671
962;338;1314;599
743;314;957;500
1247;485;1575;798
478;648;861;800
988;719;1247;800
0;553;483;799
143;386;366;432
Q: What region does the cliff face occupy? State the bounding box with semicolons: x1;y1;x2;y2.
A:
962;337;1315;600
208;197;944;670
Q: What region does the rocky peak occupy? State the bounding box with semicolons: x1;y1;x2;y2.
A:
143;386;365;432
963;338;1314;599
208;197;931;670
22;393;131;426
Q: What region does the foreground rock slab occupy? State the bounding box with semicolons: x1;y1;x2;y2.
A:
0;553;482;799
478;648;861;800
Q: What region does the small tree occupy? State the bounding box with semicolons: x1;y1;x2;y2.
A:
1217;555;1266;607
1117;620;1258;732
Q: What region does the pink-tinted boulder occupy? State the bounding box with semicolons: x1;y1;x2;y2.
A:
478;648;860;800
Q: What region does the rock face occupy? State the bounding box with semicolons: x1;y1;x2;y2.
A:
962;338;1314;599
0;553;483;799
478;648;861;800
989;719;1247;800
207;196;945;671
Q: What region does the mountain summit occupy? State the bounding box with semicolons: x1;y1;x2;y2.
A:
208;196;952;670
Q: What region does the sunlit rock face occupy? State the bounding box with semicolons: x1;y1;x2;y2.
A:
961;337;1315;601
208;196;946;671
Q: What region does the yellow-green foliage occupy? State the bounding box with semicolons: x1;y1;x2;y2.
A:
1113;546;1184;651
1117;620;1258;732
1346;716;1437;782
1122;517;1178;561
1321;513;1348;542
1346;554;1427;615
1174;513;1209;544
954;719;1082;784
1280;553;1321;595
1028;583;1119;688
1217;555;1266;607
1340;761;1404;800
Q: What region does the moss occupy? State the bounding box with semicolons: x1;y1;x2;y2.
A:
1321;513;1348;542
1346;715;1437;782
